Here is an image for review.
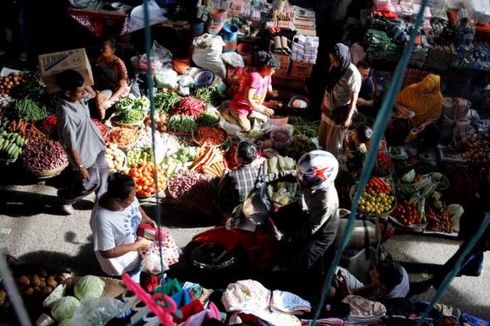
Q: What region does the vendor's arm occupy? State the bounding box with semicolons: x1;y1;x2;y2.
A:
344;91;359;128
99;238;152;259
267;84;279;98
139;206;157;228
84;86;97;99
247;89;274;116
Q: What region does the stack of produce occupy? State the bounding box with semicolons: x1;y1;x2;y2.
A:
167;171;215;213
104;128;139;150
197;107;221;126
0;94;14;109
128;162;167;198
143;113;168;133
170;96;206;119
194;126;226;146
396;171;447;203
373;151;393;176
0;73;26;96
392;201;422;226
154;91;181;114
161;146;197;176
167;115;197;133
289;117;318;138
22;138;69;175
357;177;395;215
194;87;221;107
127;147;153;166
105;144;127;173
266;155;296;173
10;98;48;121
0;128;28;160
364;29;403;62
192;146;227;177
447;135;489;163
113;97;150;126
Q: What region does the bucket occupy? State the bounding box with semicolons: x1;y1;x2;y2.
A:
222;23;238;52
237;42;253;65
207;8;227;35
191;19;205;37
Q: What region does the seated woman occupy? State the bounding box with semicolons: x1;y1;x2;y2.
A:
225;51;278;132
95;38;130;120
90;172;156;279
330;260;410;301
390;74;443;144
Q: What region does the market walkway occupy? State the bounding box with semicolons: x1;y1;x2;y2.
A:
0;182;489;320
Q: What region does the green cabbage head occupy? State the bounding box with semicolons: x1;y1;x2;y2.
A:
74;275;105;301
51;296;80;321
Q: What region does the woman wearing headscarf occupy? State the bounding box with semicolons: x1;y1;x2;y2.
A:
319;43;362;157
395;74;443;128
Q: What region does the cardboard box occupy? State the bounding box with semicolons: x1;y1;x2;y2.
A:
274;67;289;79
38;48;94;93
289;61;313;80
272;53;291;70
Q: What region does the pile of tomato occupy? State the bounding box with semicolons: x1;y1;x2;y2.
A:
392;201;421;225
128;163;167;198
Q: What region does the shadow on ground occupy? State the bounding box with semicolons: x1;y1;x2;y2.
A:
142;202;219;228
0;189;93;217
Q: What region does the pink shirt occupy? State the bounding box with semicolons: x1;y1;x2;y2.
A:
230;72;271;115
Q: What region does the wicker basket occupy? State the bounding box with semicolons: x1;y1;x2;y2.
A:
192;126;227;147
31;163;69;179
110;116;143;129
350;184;396;218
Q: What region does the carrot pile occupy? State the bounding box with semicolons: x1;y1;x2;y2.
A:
171;97;206;119
128;162;167;198
194;126;226;146
8;119;46;141
192;146;227;177
105;127;139;148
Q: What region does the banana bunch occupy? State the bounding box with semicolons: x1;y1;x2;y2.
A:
0;129;27;159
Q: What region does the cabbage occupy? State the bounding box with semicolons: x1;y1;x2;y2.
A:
43;284;67;308
402;169;416;183
447;204;464;232
74;276;105;301
51;296;80;321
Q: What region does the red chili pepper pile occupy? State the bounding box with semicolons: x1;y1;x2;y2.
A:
171;97;206;119
426;208;453;233
195;126;226;146
365;177;392;194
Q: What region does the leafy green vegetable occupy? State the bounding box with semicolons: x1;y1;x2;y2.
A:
114;109;144;124
194;87;221;107
51;296;80;321
198;111;220;126
168;115;197;133
115;97;150;113
155;91;181;114
74;275;104;301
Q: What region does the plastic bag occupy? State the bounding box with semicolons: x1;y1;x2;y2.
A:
155;68;178;88
129;0;167;32
141;251;169;275
192;34;226;79
221;52;245;67
68;297;125;326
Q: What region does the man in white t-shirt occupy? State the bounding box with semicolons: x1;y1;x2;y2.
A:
90;173;155;277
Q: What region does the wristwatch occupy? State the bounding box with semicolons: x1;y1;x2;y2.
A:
79;164;84;169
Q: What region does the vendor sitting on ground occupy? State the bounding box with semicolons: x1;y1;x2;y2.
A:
389;74;443;144
330;260;410;301
218;141;262;217
90;172;156;278
225;51;278;132
344;125;373;172
94;38;129;120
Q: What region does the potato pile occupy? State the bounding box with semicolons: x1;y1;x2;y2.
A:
14;268;71;300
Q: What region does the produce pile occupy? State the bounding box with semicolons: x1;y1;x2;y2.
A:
446;135;490;163
357;177;395;215
0;127;28;160
105;128;140;149
154;91;181;114
113;97;150;126
374;151;393;176
0;73;27;96
128;162;167;198
392;201;422;226
167;115;197;133
194;126;226;146
192;146;227;177
22;138;68;175
9;98;48;121
167;171;215;213
171;96;206;119
105;144;127;173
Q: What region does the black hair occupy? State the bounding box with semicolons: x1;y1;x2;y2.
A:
257;51;280;69
102;37;116;50
376;260;404;290
57;69;85;93
237;140;257;164
355;125;372;144
358;59;371;70
107;172;135;200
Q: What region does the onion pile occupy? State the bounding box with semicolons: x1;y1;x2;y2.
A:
167;171;216;214
0;74;26;96
23;138;69;173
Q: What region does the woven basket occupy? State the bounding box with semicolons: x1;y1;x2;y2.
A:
32;163;69;179
192;126;227;147
350;184;396;218
110;116;143;129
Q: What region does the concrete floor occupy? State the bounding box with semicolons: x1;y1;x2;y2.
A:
0;182;489;321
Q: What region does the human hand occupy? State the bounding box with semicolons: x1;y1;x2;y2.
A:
136;237;153;250
80;166;90;180
271;90;279;98
142;218;157;228
343;117;352;129
265;108;274;117
357;98;366;106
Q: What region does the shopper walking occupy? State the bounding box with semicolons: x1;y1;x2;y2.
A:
56;69;109;215
319;43;361;157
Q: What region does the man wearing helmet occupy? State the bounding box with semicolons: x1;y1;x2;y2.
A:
276;150;340;272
